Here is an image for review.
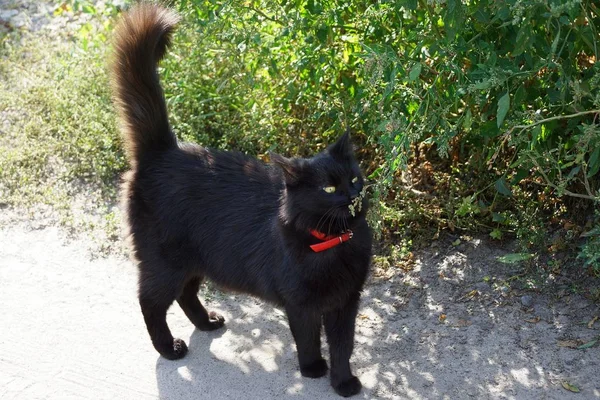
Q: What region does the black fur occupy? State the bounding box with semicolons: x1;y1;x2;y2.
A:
111;4;372;397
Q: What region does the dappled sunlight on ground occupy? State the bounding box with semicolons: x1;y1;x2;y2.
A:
0;221;598;399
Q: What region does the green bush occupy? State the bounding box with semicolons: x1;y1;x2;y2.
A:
166;0;599;259
1;0;598;267
171;1;599;191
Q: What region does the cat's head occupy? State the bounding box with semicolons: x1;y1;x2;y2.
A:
271;132;368;234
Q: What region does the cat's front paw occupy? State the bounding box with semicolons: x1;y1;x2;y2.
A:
332;376;362;397
300;358;328;378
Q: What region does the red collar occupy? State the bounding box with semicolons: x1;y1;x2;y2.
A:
309;230;353;252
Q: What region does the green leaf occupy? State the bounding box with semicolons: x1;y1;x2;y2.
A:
497;92;510;128
456;196;478;216
490;229;503;240
492;212;507;223
269;59;279;76
497;253;534;264
513;23;532;56
463;108;472;131
588;148;600;178
399;0;418;10
580;26;597;55
561;381;580;393
559;15;570;25
511;168;529;184
474;80;491;90
495;178;512;196
577;338;598;349
566;166;581;180
497;6;510;21
316;25;328;44
551;25;561;55
444;0;464;39
513;85;526;108
481;120;500;138
531;125;542;146
409;63;422;82
82;5;96;14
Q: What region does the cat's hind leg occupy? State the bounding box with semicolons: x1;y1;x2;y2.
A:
177;276;225;331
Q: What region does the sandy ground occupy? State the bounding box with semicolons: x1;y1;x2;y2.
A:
1;216;599;400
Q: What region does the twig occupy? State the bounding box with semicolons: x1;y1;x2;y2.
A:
491;109;600;166
582;163;594;199
508;109;600;134
505;272;527;282
581;2;599;59
528;155;599;201
241;6;284;25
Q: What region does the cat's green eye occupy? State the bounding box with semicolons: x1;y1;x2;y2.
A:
351;177;359;184
323;186;336;194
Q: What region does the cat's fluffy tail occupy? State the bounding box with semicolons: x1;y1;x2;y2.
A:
111;3;179;165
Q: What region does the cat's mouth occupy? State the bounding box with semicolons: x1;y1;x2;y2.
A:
313;201;365;236
312;207;348;236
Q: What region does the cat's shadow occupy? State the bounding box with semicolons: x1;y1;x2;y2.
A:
155;328;228;399
154;314;339;399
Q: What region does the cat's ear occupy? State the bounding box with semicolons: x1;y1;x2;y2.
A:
328;130;353;158
270;153;302;185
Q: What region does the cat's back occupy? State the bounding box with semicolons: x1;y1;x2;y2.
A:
177;142;276;188
131;143;280;227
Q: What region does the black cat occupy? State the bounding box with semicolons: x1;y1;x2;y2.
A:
111;4;372;397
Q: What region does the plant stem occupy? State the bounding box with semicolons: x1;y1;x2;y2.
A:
509;109;600;133
529;155;599;201
241;6;284;25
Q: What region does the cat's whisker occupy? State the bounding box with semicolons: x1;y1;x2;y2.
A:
315;208;331;231
327;208;339;236
326;211;337;236
315;212;330;234
337;210;345;233
315;206;335;231
333;211;340;235
315;205;337;233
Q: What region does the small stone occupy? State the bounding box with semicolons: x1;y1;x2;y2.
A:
479;320;494;331
422;380;434;388
10;13;29;28
473;281;492;293
0;10;19;21
521;295;534;307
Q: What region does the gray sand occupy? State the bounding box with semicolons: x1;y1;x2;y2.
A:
1;222;598;399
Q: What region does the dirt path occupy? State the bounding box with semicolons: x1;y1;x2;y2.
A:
1;216;598;400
